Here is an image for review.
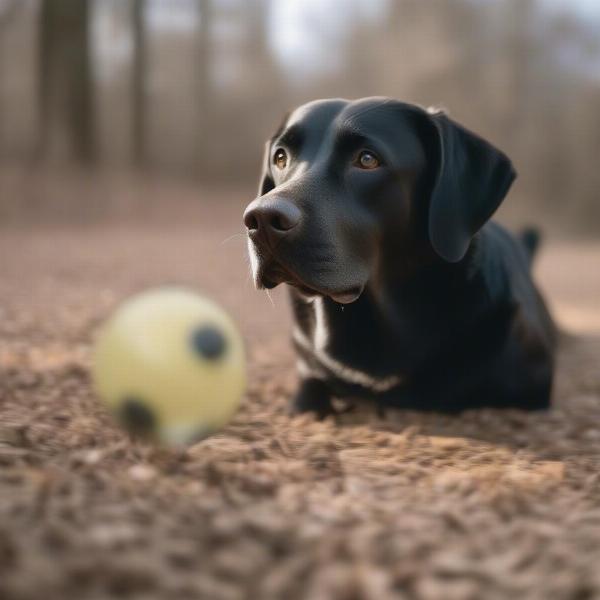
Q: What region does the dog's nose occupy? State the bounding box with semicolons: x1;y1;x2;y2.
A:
243;198;301;242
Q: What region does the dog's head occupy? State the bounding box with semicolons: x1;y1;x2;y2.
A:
244;97;515;304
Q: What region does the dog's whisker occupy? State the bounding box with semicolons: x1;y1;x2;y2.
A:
220;232;246;246
265;289;276;307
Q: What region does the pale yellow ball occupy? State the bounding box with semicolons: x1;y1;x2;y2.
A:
93;288;246;446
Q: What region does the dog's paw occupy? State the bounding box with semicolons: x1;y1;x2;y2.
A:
290;379;335;419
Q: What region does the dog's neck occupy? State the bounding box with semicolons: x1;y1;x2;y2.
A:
290;235;487;371
372;237;483;327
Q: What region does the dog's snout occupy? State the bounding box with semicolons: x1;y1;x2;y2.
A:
244;198;301;242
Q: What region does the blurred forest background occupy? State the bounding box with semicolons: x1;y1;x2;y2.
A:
0;0;599;230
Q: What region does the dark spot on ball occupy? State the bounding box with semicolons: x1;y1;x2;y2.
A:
119;397;156;436
190;325;227;360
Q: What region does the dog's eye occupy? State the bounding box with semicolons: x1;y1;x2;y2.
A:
273;148;287;170
356;150;381;170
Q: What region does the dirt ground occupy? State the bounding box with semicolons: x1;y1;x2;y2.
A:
1;177;600;600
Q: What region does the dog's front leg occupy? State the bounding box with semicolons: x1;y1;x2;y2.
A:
291;378;335;418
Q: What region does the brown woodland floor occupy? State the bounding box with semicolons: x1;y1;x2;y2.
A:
1;185;600;600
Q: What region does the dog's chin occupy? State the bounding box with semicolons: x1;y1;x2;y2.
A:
287;281;364;305
327;287;364;304
257;268;364;305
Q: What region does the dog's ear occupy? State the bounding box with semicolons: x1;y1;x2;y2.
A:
419;110;516;262
258;140;275;196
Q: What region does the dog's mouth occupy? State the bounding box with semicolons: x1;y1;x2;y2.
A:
258;263;364;305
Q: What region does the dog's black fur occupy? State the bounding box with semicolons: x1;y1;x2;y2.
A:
244;97;556;416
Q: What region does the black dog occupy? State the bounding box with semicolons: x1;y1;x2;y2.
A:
243;97;556;416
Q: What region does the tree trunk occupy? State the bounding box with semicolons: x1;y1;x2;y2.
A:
132;0;146;167
195;0;213;177
38;0;94;163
